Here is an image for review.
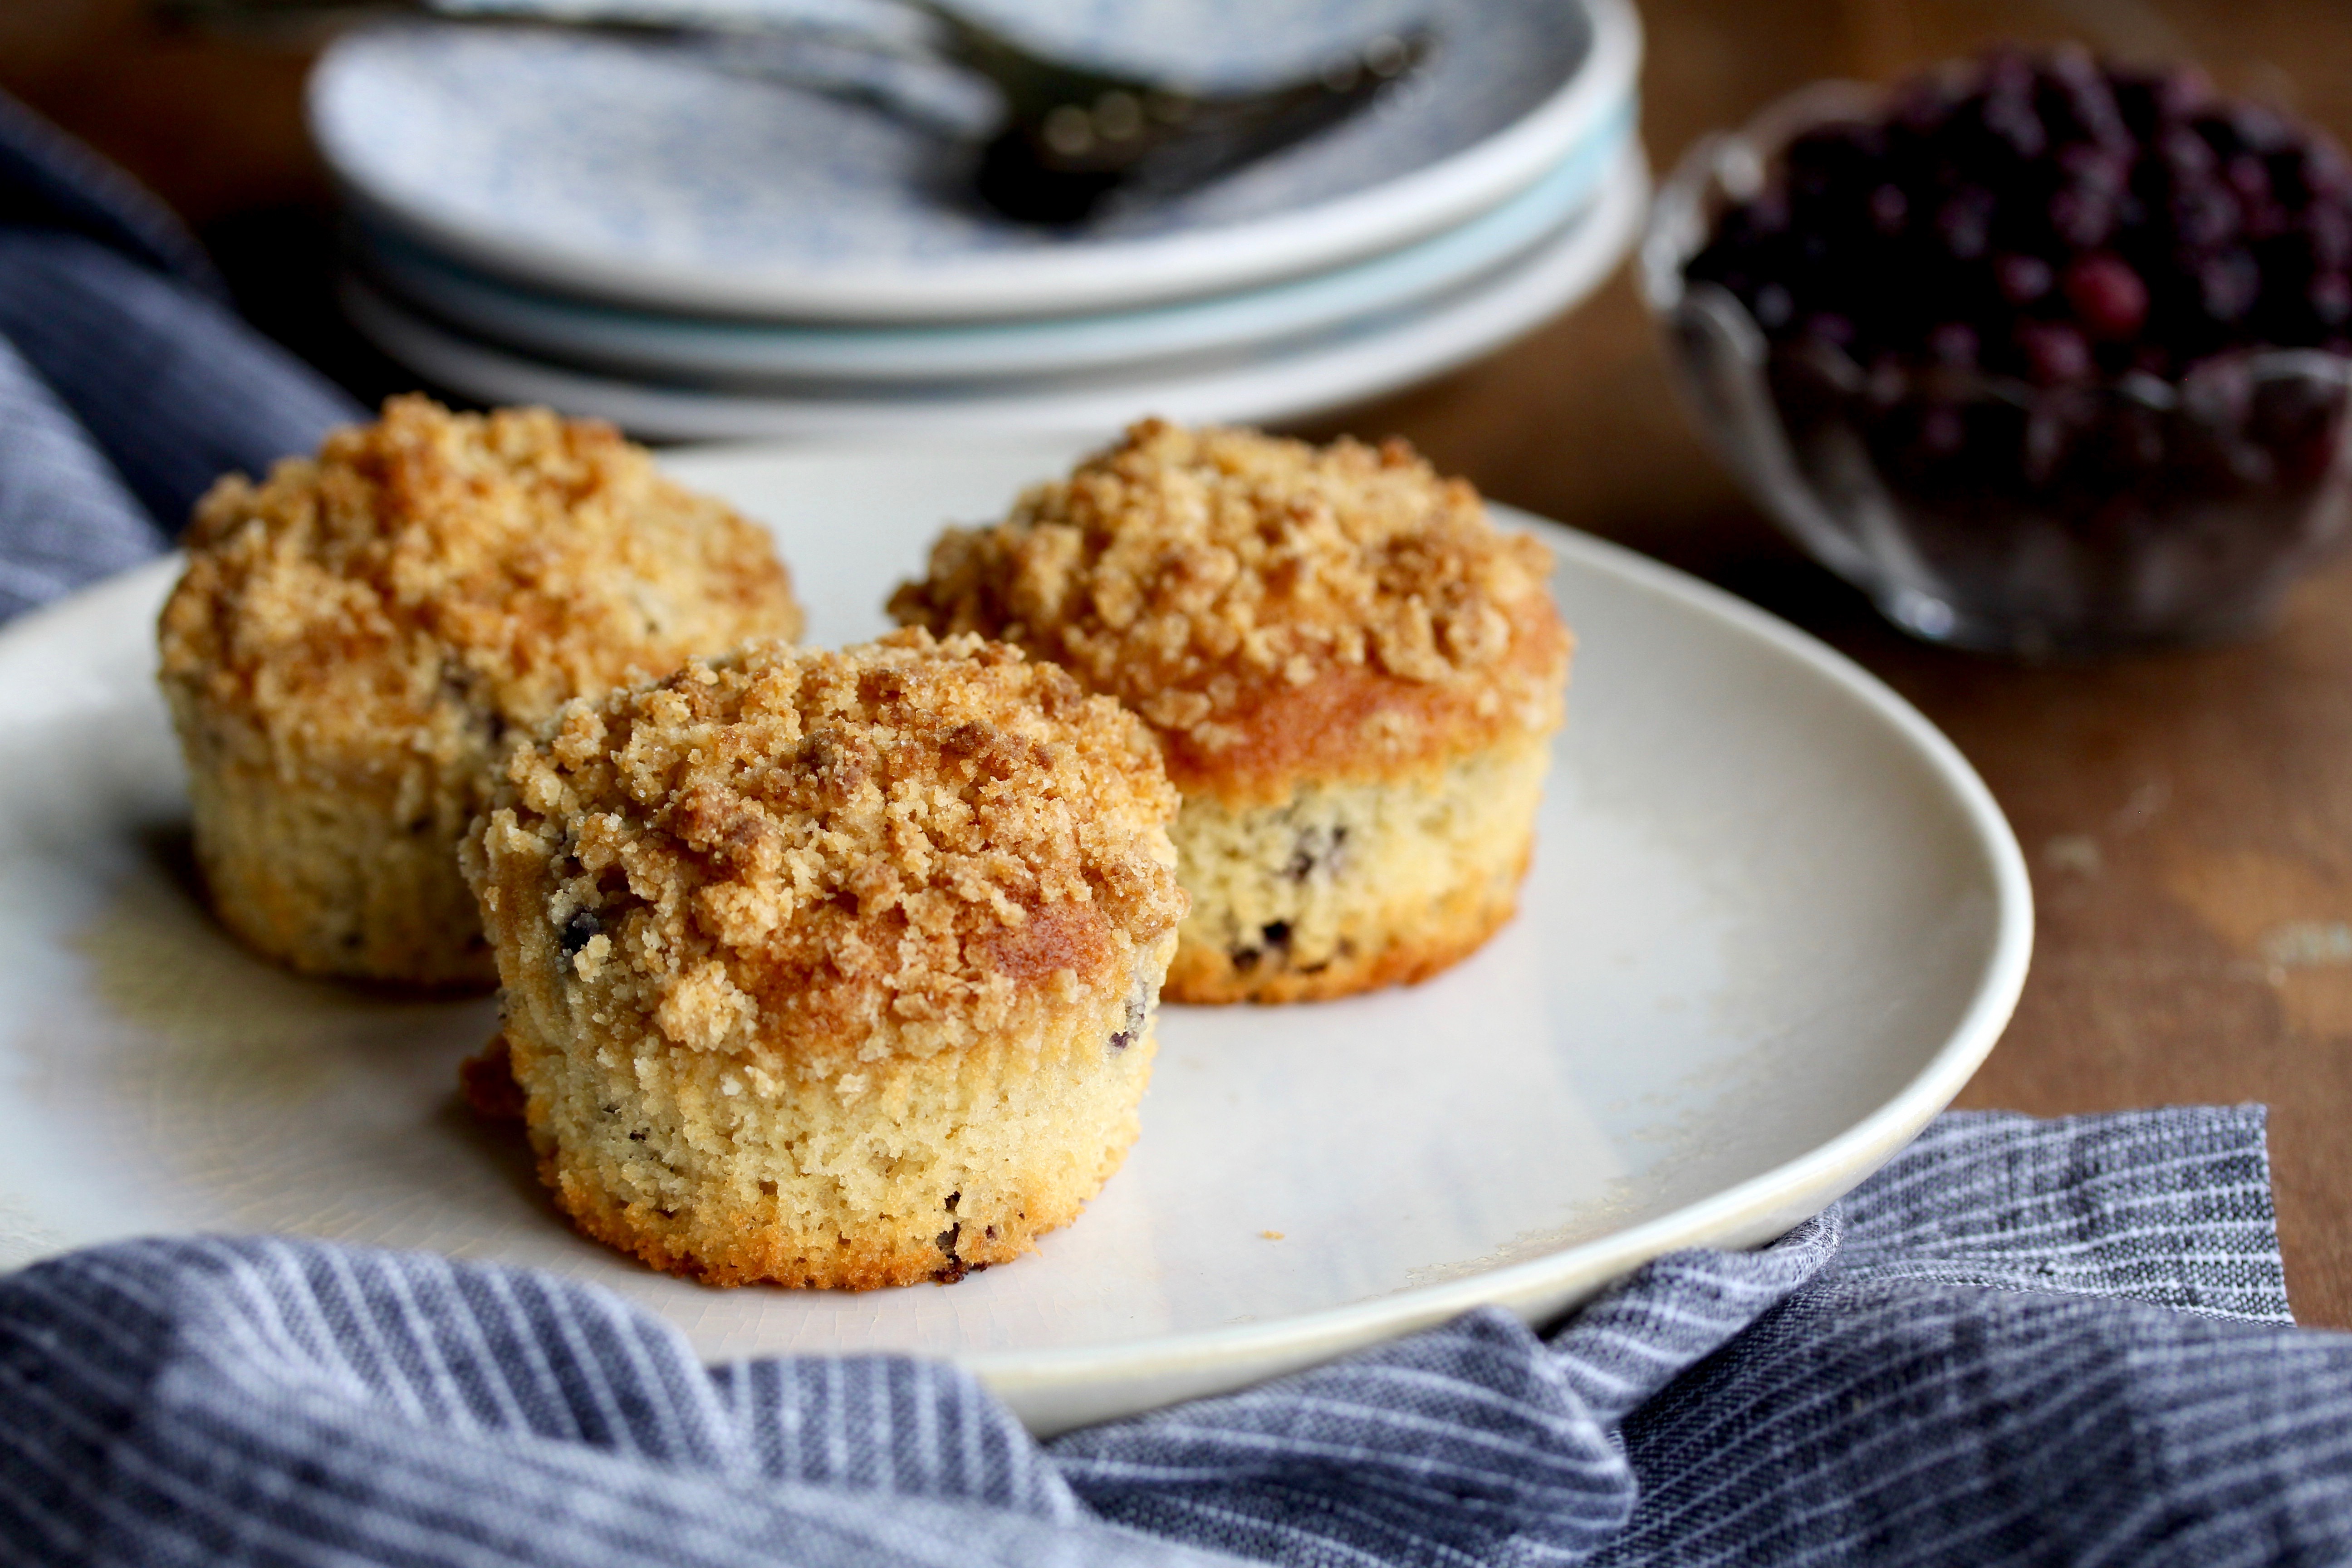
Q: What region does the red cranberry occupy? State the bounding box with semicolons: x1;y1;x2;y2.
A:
2063;253;2150;339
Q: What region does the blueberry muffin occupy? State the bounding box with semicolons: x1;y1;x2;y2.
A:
461;630;1186;1289
157;396;803;986
890;420;1572;1004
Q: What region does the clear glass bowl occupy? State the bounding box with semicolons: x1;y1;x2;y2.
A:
1640;82;2352;657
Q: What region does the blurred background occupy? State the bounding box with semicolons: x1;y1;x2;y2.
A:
6;0;2352;1320
8;0;2350;563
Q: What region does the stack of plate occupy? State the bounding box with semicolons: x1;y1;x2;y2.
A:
313;0;1644;440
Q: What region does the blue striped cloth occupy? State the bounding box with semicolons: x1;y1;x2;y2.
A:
5;89;2352;1568
0;92;358;621
4;1107;2349;1567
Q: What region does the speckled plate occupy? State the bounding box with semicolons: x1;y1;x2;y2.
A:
309;0;1640;319
342;142;1646;439
0;439;2028;1433
354;116;1631;385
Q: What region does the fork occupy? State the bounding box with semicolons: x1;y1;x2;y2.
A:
159;0;1436;225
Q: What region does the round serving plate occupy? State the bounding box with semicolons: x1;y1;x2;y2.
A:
309;0;1640;320
343;142;1647;439
0;435;2029;1435
355;113;1631;386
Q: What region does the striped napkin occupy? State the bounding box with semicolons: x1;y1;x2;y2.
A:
0;92;355;622
4;1107;2347;1567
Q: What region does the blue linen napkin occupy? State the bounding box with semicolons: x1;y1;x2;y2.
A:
0;92;358;622
4;1106;2348;1568
5;89;2352;1568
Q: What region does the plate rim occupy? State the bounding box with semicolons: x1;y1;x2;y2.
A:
357;112;1634;384
0;457;2031;1436
951;508;2033;1429
341;143;1648;442
308;0;1642;321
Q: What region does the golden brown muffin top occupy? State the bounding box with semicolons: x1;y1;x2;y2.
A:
889;419;1569;804
470;630;1185;1066
157;396;803;767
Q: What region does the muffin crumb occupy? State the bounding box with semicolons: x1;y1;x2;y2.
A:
891;419;1566;803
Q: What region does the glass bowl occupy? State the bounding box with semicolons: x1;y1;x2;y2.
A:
1640;81;2352;657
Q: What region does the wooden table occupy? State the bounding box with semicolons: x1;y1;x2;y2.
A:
7;0;2347;1325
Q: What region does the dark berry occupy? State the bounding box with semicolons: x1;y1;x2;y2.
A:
558;907;601;960
1918;404;1968;455
2050;186;2119;249
1803;311;1857;345
2228;103;2292;155
1681;45;2352;401
1927;322;1980;366
1936;188;1997;259
1868;183;1908;235
1996;253;2055;304
2170;184;2239;249
2197;249;2262;322
2308;205;2352;271
2058;140;2130;196
1982;91;2048;160
2018;321;2093;383
2226;152;2273;207
2063;253;2150;339
2315;272;2352;328
2161;125;2219;181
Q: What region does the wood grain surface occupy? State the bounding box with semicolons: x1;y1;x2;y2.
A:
1319;0;2352;1331
6;0;2347;1325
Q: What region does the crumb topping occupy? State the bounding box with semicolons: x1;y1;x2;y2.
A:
470;631;1185;1065
158;395;803;768
888;420;1569;800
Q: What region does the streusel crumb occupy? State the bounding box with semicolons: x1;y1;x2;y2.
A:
162;394;802;757
470;629;1186;1067
889;419;1568;803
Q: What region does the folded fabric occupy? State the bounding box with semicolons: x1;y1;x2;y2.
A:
3;1107;2347;1568
0;92;359;622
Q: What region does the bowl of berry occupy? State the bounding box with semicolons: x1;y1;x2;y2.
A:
1642;49;2352;655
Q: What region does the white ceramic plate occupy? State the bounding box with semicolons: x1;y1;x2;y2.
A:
357;118;1631;386
309;0;1639;319
342;144;1647;440
0;437;2028;1435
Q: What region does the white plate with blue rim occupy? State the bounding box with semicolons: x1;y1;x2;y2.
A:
355;114;1632;385
0;434;2029;1435
343;140;1648;438
310;0;1641;320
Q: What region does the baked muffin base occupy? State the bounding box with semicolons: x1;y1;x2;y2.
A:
496;944;1170;1290
172;700;495;988
1166;735;1550;1004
